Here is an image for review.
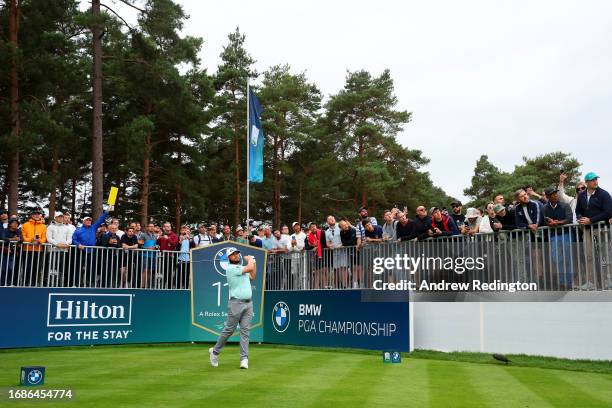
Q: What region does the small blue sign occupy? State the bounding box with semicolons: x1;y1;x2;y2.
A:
383;351;401;364
21;366;45;386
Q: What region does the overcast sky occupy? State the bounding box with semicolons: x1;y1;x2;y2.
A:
118;0;612;201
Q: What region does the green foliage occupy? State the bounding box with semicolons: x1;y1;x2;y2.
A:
464;152;582;208
0;1;452;226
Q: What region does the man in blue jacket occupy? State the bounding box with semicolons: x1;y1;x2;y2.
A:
72;208;111;287
576;172;612;226
514;189;545;232
575;172;612;289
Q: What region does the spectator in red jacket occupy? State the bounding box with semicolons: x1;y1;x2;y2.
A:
157;222;178;288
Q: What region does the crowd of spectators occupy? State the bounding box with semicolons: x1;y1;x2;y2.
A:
0;172;611;289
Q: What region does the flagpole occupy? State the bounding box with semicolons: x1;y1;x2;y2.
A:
246;78;250;225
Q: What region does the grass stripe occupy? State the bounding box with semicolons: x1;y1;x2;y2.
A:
426;359;490;408
506;366;612;407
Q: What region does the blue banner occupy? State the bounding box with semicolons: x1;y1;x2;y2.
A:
248;88;264;183
264;290;410;351
190;242;266;342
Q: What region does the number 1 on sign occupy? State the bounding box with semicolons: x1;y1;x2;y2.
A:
212;281;229;307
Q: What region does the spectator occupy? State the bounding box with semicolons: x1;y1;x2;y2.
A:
110;218;124;239
492;204;513;230
396;211;418;241
157;222;178;288
449;200;465;226
289;222;306;252
413;206;432;241
428;207;460;238
0;209;8;230
305;222;326;289
235;226;248;244
514;189;545;232
558;172;584;224
479;203;502;234
141;223;158;289
325;216;346;288
543;185;573;289
120;226;139;288
493;196;516;230
461;208;482;236
95;224;108;246
575;172;612;290
381;211;397;241
133;222;145;243
72;209;109;287
261;226;275;251
219;225;234;242
1;217;22;286
193;224;214;247
64;212;76;238
576;172;612;226
270;229;290;253
355;206;378;242
47;212;72;287
362;219;383;244
100;223;121;287
249;233;263;248
208;224;221;240
21;207;47;286
339;220;361;288
177;225;193;289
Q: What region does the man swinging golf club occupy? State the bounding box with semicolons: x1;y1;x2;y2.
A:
209;248;256;369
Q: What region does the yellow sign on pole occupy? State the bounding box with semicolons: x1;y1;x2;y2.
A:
107;186;118;206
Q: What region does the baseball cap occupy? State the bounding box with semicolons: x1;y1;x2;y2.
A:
227;248;241;256
235;226;243;232
493;204;505;214
544;185;559;196
450;200;462;207
8;217;19;225
429;206;440;216
585;172;599;182
358;206;368;213
83;216;93;221
55;211;64;217
31;207;42;214
291;221;300;228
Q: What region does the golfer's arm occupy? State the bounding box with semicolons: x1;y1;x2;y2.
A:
242;259;256;280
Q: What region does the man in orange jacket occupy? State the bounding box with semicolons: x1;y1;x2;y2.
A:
21;207;47;286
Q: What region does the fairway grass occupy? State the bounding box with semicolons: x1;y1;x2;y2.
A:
1;344;612;407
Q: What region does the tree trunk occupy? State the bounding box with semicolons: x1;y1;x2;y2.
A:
233;123;240;229
91;0;104;219
273;135;281;229
358;134;367;207
174;150;182;229
48;149;59;219
297;178;303;224
71;177;77;216
139;100;153;226
175;186;181;230
7;0;20;214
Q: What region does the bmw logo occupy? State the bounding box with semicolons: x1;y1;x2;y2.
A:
28;370;42;385
272;301;290;333
213;247;244;277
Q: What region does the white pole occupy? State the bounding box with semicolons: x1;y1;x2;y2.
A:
246;78;250;225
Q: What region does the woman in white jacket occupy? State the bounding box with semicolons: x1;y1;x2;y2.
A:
46;212;73;286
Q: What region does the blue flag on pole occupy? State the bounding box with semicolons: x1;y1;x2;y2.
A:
248;89;264;183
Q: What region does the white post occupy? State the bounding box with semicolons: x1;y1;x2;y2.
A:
246;78;250;225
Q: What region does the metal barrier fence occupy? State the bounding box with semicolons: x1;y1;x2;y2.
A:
0;243;191;290
265;223;612;291
1;223;610;291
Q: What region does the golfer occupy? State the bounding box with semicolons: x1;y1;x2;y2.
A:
209;249;256;369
